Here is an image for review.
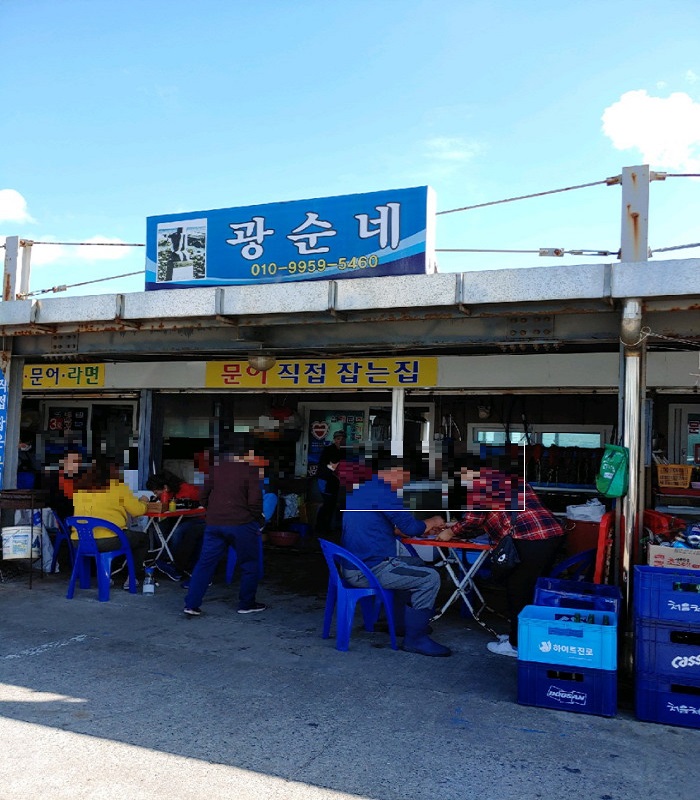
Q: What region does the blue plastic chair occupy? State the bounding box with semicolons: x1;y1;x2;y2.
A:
318;538;398;651
65;516;138;601
225;535;264;584
49;512;75;574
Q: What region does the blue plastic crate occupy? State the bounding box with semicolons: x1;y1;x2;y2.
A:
634;565;700;626
635;619;700;680
518;605;618;670
518;660;617;717
535;577;622;614
635;672;700;729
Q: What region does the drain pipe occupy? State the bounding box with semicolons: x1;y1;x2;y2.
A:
619;166;649;632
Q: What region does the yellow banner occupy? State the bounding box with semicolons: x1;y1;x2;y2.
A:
206;358;437;389
23;364;105;390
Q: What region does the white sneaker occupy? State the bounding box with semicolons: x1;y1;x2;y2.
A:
487;639;518;658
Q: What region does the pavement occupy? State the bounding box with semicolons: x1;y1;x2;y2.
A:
0;548;697;800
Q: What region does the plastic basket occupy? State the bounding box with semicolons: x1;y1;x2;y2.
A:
635;619;700;680
657;464;694;489
635;672;700;729
518;660;617;717
518;605;618;670
634;565;700;625
535;577;622;615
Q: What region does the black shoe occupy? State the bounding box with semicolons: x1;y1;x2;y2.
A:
237;602;267;614
156;559;182;582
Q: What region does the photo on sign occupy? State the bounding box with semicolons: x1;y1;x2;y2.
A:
156;219;207;283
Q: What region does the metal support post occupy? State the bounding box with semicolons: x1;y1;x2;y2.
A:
619;165;650;626
390;387;405;458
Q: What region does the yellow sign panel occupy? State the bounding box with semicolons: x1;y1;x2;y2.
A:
206;358;438;389
23;364;105;390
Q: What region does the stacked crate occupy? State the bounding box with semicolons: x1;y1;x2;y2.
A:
517;578;622;717
634;565;700;729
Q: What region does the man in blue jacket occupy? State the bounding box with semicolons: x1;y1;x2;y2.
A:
342;452;450;657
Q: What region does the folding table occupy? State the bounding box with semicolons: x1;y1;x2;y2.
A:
402;536;501;637
143;507;205;562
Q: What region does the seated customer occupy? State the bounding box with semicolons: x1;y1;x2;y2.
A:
71;458;150;588
146;470;204;580
341;451;449;657
45;447;84;522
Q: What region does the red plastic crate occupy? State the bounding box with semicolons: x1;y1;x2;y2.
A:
518;660;617;717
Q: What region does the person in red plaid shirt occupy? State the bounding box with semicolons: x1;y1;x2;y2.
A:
439;461;565;658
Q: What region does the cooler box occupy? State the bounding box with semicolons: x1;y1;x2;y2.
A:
535;577;622;615
635;672;700;729
518;660;617;717
518;605;618;670
634;565;700;625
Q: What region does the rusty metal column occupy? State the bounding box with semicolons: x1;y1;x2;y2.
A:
619;165;649;621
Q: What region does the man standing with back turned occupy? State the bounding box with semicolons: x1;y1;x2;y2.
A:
184;435;265;617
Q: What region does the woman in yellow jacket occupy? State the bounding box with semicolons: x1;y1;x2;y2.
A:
71;458;150;588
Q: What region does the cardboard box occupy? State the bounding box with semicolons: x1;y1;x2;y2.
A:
647;544;700;571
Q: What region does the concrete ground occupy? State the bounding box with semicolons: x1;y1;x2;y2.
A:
0;547;696;800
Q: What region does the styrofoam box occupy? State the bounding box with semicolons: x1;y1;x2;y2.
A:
518;605;618;670
518;660;617;717
634;565;700;625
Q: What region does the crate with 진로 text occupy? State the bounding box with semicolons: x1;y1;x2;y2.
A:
517;660;617;717
647;544;700;571
634;565;700;625
518;605;618;670
635;619;700;680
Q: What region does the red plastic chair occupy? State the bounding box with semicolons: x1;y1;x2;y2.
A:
65;516;138;601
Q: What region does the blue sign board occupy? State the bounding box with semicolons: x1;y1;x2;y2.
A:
145;186;435;290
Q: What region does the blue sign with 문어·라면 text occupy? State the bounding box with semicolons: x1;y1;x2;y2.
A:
145;186;436;290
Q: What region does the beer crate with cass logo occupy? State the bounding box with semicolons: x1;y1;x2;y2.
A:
635;620;700;680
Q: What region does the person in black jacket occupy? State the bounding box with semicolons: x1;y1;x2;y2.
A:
183;435;265;617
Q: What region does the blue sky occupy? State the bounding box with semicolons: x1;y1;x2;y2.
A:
1;0;699;297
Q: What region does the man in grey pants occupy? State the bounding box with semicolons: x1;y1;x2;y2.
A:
341;453;450;657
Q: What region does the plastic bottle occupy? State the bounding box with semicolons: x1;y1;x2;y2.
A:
168;498;177;512
143;567;156;595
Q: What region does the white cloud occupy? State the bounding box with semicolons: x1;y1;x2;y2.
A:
686;70;699;84
0;189;35;223
72;235;134;261
601;90;700;172
424;137;480;162
24;237;68;266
